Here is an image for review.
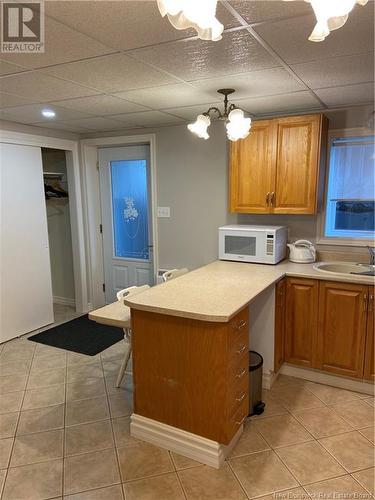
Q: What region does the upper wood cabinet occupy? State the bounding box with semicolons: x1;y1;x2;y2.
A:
363;287;374;381
284;277;319;368
229;114;328;214
230;120;275;213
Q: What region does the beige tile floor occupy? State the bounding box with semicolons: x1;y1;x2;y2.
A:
0;317;374;500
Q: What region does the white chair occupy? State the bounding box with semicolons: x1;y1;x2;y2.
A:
89;284;150;387
162;268;189;282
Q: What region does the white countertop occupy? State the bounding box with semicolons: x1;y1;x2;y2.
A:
124;260;375;322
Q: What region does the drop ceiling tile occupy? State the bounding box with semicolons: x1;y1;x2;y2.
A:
229;0;312;24
291;52;374;90
114;83;216;110
49;95;149;116
254;3;374;64
315;83;374;107
45;1;240;51
0;92;36;109
232;91;323;116
0;103;92;124
0;61;29;76
129;29;280;81
31;121;93;133
109;111;184;127
46;117;129;131
1;17;114;70
0;72;99;101
160;102;222;121
42;54;179;93
190;67;306;100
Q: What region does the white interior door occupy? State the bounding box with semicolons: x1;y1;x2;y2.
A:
99;145;154;303
0;143;54;343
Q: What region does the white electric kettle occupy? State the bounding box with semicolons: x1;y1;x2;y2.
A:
287;240;316;263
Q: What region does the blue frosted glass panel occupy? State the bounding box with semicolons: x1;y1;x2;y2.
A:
110;160;149;260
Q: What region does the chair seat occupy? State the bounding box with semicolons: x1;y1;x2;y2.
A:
89;301;131;329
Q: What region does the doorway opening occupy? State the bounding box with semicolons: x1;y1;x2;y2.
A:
98;144;155;304
42;147;79;325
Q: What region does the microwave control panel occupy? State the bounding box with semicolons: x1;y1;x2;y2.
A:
266;234;274;255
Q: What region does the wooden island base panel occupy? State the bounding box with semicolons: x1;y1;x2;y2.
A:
130;307;250;468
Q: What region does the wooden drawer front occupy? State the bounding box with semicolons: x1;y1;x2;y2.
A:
226;400;248;441
228;307;249;364
228;373;248;418
229;328;248;364
228;351;248;396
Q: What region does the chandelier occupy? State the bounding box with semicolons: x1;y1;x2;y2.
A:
187;89;251;142
157;0;223;41
284;0;368;42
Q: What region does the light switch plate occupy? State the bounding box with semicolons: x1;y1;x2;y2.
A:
157;206;170;218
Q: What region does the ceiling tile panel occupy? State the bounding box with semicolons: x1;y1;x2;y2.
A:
49;95;149;116
0;72;99;101
44;116;130;131
45;1;239;51
231;91;323;116
229;1;311;24
1;17;115;69
129;29;280;81
291;53;374;89
0;103;93;124
0;92;36;109
160;103;222;121
0;61;29;76
42;54;179;92
33;121;93;133
114;83;216;110
315;83;375;107
109;111;184;127
254;3;374;64
190;67;306;99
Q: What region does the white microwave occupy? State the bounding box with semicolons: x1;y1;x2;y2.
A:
219;225;288;265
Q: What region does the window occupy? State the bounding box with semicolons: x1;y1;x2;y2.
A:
324;135;375;240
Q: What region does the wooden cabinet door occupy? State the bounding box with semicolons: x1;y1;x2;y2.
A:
285;278;318;368
274;278;286;372
273;114;324;214
364;287;374;381
317;281;368;378
229;120;275;213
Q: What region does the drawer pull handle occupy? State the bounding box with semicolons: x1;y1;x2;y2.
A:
237;344;246;354
235;414;246;426
236;393;246;403
237;320;247;330
236;368;247;379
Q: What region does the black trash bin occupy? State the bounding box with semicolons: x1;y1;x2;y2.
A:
248;351;265;416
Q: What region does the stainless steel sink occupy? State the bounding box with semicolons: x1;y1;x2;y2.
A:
313;262;375;276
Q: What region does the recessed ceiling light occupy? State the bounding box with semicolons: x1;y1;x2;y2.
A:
41;109;56;118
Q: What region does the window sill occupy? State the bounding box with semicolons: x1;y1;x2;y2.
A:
316;236;374;247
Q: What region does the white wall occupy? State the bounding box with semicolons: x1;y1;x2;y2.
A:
42;148;75;304
80;105;373;271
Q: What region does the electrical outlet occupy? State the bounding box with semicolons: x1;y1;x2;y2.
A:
157;207;170;218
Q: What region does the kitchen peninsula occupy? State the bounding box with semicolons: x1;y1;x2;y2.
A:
124;260;374;468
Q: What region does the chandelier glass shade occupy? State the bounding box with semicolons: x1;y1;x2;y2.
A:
284;0;368;41
187;89;251;142
157;0;224;41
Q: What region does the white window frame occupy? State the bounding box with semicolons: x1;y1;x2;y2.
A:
317;127;375;247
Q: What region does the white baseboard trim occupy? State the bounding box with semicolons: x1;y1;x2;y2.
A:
280;364;374;395
130;414;243;469
53;296;76;307
262;369;277;390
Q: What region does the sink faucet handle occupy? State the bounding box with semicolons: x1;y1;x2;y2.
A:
367;246;375;265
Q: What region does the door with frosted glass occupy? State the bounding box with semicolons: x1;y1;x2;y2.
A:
99;146;153;303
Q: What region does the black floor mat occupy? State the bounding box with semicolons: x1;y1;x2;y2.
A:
28;314;124;356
